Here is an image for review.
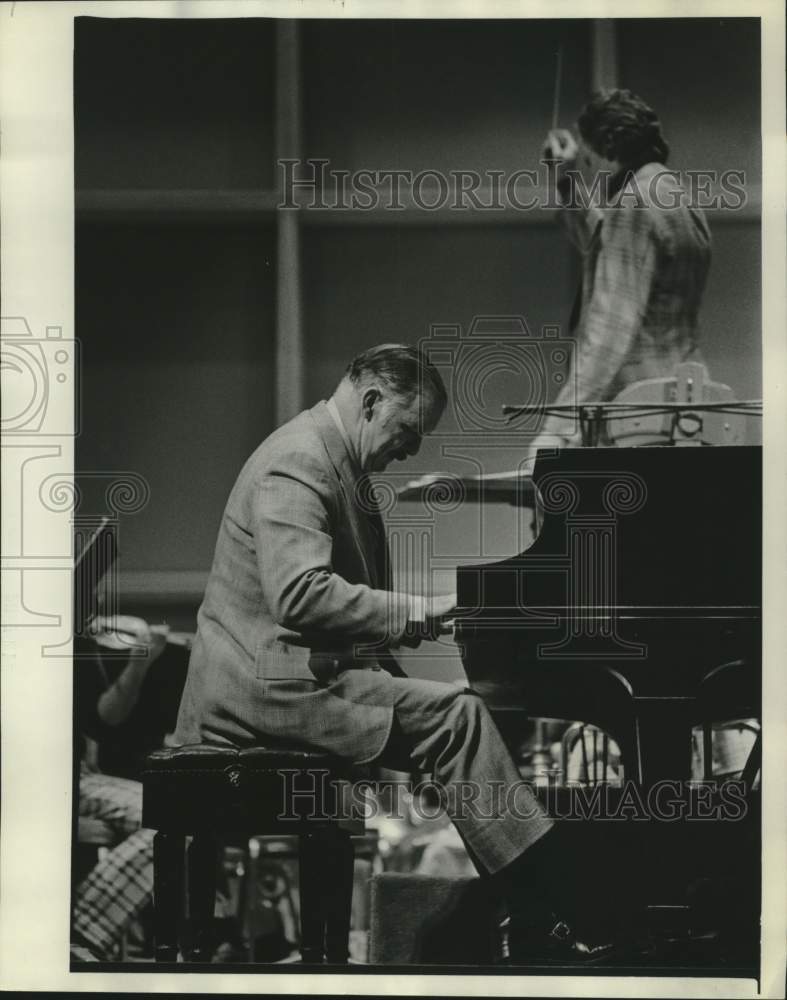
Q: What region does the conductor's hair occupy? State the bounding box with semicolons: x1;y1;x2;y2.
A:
344;344;447;411
578;89;670;166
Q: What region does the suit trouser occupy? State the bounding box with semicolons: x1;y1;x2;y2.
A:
373;677;554;876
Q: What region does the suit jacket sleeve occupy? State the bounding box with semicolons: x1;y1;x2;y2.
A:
543;203;658;436
251;456;412;645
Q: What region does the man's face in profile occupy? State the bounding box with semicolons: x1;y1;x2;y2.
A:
362;389;443;472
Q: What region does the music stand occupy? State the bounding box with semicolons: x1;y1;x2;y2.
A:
73;516;117;640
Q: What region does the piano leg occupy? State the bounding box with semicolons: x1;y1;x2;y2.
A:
635;699;694;785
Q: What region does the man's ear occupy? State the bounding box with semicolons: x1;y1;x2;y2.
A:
361;386;381;420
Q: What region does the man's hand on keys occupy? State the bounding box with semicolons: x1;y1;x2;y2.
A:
399;593;458;647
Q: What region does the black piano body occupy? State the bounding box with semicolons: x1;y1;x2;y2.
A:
456;445;761;784
455;446;761;957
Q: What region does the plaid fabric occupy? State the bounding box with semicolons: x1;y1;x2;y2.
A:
73;772;154;959
544;163;712;439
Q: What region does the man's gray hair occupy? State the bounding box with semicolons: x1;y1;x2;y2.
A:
344;343;447;411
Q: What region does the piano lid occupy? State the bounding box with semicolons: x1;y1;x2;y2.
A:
397;468;537;506
455;445;762;615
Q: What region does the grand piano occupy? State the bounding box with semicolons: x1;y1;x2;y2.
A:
447;442;762;965
453;444;761;788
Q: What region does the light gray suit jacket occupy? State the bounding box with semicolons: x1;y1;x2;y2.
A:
174;401;412;761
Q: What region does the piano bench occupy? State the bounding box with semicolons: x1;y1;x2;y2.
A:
141;744;355;964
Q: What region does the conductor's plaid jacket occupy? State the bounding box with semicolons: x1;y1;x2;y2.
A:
543;162;712;439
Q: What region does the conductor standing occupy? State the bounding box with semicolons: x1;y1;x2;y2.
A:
533;89;712;451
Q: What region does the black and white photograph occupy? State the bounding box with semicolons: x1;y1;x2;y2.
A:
0;1;785;996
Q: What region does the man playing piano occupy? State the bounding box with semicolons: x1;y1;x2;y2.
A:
533;89;712;452
174;344;625;963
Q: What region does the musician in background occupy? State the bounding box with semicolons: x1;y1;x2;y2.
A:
71;615;167;961
532;89;712;452
86;621;189;780
73;615;248;962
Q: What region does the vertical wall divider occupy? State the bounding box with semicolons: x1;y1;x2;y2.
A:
591;19;619;92
275;19;305;425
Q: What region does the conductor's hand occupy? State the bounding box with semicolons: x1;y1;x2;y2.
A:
399;593;457;648
543;128;579;166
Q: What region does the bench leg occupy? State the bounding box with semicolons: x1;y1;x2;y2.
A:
324;828;354;964
298;831;327;963
188;834;218;961
153;831;184;962
298;827;354;964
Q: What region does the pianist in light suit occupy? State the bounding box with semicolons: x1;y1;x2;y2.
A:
535;88;712;449
174;343;618;961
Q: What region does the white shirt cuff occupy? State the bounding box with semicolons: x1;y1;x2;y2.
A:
407;595;428;623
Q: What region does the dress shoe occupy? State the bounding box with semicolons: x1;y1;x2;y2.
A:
504;912;617;965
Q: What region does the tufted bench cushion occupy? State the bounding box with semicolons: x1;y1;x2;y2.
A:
142;744;348;834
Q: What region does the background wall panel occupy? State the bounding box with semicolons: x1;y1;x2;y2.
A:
303;19;591;177
75;17;276;190
76;222;277;573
